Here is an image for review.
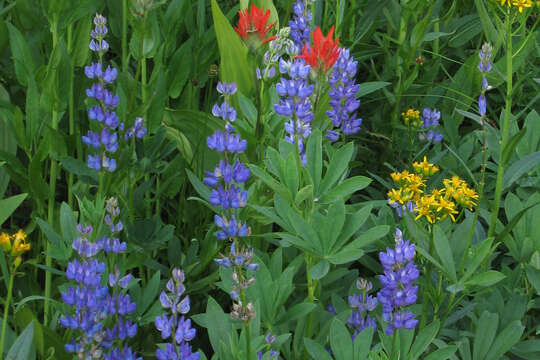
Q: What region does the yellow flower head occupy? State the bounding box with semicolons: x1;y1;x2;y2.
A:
413;157;439;177
512;0;532;12
10;230;30;257
0;232;11;252
401;108;422;127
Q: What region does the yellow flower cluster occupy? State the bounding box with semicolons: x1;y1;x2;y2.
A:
401;108;422;127
1;230;30;269
387;157;479;224
499;0;533;12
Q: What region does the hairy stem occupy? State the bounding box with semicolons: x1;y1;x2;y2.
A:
0;271;15;357
488;12;513;238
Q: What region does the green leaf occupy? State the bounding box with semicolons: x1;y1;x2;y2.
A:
295;185;313;205
356;81;391;98
319;176;371;203
525;265;540;295
276;302;316;325
304;338;333;360
501;127;526;166
287;208;322;254
186;169;211;201
503;151;540;190
433;225;456;282
465;270;505;287
0;193;27;227
250;164;292;202
168;38;193;98
330;318;353;360
319;142;354;196
408;320;439;360
140;271;161;315
473;311;498;360
310;259;330;280
6;320;35;360
7;23;35;86
60;202;77;245
353;327;374;360
306;129;322;193
423;346;457;360
36;217;71;261
484;320;524;360
211;0;252;94
328;225;389;265
284;152;299;196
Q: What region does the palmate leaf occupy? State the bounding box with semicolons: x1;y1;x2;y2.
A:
211;0;253;95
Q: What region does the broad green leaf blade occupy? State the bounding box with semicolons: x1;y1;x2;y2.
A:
306;129;323;193
211;0;253;94
503;151;540;190
330;318;353;360
423;346;457;360
465;270;505;287
356;81;391;98
304;338;333;360
319;176;372;204
0;193;27;227
353;327;374;360
473;311;498;360
433;225;456;282
276;302;317;325
318;142;354;196
6;320;35;360
310;259;330;280
408;320;439;360
484;320;524;360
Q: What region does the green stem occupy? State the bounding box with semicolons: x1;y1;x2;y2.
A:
122;0;128;73
0;271;14;357
304;254;317;360
390;330;399;359
419;226;434;329
44;17;60;325
488;13;513;238
67;24;75;208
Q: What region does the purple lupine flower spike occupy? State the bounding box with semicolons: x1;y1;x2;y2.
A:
377;228;419;335
61;197;140;359
478;43;493;117
419;108;443;144
289;0;313;51
155;269;200;360
327;48;363;139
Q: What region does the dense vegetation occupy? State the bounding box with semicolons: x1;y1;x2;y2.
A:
0;0;539;359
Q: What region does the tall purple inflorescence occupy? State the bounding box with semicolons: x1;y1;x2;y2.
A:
60;198;140;359
84;14;146;172
205;83;259;322
377;228;419;335
155;268;199;360
289;0;313;51
478;42;493;117
275;58;314;164
326;48;362;142
347;278;378;339
84;14;119;172
418;108;443;143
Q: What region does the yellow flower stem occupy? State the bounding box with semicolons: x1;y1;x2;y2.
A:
488;11;513;239
44;15;60;326
0;271;15;357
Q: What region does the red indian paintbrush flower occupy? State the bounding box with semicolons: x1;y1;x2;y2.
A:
298;26;340;72
234;4;276;47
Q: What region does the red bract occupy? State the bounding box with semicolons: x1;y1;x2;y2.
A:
298;26;340;72
234;4;276;45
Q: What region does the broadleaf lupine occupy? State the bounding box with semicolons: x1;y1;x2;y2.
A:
60;198;140;359
377;228;419;335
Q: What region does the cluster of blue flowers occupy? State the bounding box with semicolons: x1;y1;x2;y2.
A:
418;108;443;143
204;83;251;238
478;42;493;117
84;14;146;172
60;198;140;359
326;49;362;142
389;199;415;218
377;228;419;335
257;333;279;360
275;58;314;164
155;268;199;360
347;278;377;339
204;83;259;321
289;0;313;51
